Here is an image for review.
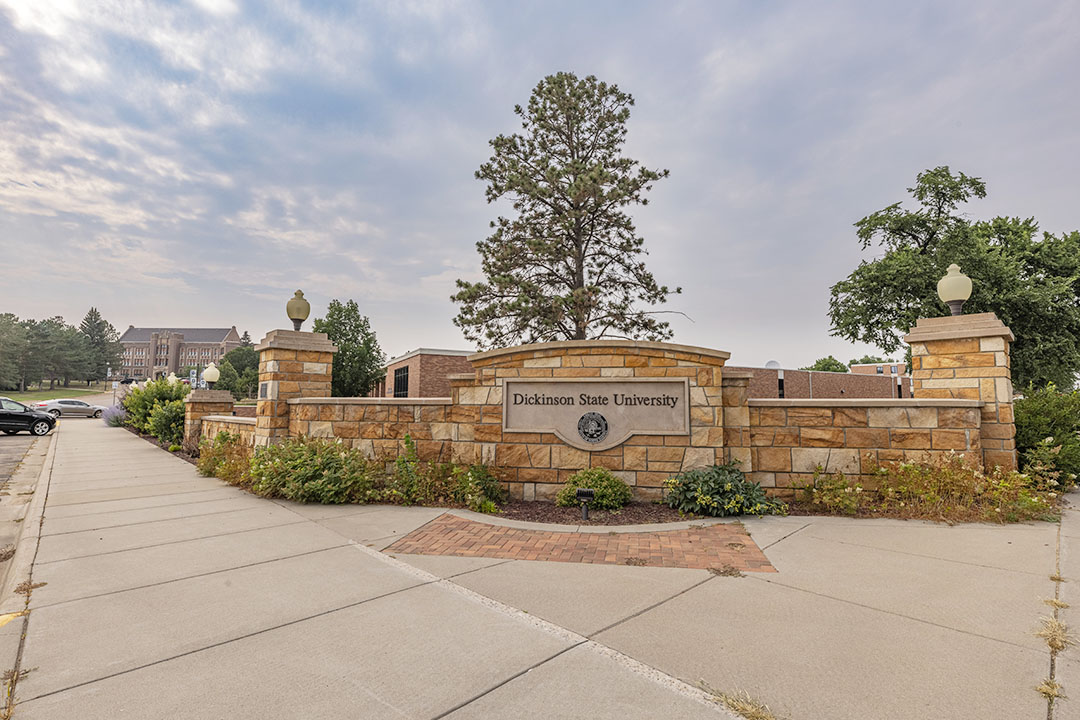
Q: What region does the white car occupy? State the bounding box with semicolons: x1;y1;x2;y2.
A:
33;398;108;418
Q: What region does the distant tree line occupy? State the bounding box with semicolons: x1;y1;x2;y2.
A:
0;308;123;391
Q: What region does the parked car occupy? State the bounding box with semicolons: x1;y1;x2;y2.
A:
0;397;57;436
33;398;107;418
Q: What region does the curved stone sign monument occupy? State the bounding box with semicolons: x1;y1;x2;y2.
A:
503;378;690;451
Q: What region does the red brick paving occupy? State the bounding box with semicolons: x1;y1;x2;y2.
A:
385;514;776;572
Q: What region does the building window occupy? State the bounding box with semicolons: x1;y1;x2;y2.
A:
890;365;898;374
876;366;883;374
393;367;409;398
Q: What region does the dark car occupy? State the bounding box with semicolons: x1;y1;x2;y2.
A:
0;397;57;436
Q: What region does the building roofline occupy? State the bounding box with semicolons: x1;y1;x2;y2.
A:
383;348;474;368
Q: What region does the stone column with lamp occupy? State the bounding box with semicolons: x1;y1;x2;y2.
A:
254;291;338;448
905;264;1017;470
182;363;234;450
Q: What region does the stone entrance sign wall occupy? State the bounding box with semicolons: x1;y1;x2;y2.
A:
192;313;1018;502
503;378;690;451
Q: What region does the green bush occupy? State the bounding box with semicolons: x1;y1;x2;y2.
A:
664;463;786;517
197;431;252;486
249;436;376;504
1015;384;1080;487
378;436;506;511
122;379;189;433
555;467;632;510
797;452;1060;523
147;399;185;446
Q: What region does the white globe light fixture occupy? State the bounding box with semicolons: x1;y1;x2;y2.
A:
937;264;972;316
204;362;221;390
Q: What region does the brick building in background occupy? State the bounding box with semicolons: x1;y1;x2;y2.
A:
118;326;242;380
369;349;474;398
369;349;911;400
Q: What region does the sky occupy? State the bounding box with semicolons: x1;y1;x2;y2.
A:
1;0;1077;366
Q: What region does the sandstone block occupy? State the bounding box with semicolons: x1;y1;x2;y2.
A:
868;407;909;428
800;428;845;448
552;446;589;469
681;447;713;470
825;449;861;474
844;428;890;448
925;338;980;354
757;408;787;426
979;337;1006;352
791;448;831;473
787;408;833;426
333;423;359;439
833;408;868;427
890;429;932;449
309;421;333;438
906;408;938;428
754;447;791;472
938;408;980;428
931;429;968;449
474;424;503;443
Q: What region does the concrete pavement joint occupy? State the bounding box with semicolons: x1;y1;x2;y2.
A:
29;543;353;610
40;492;251;520
40;505;284;537
428;643;586;720
18;576;437;705
760;521;812;550
42;486;232;509
805;534;1056;578
748;574;1046;653
588;575;716;639
33;519;310;565
349;541;741;718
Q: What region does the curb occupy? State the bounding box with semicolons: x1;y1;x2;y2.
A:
0;431;57;615
447;507;731;534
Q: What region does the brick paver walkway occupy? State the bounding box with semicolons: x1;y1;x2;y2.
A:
386;514;776;572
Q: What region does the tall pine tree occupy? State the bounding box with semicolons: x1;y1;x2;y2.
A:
453;72;679;349
79;307;122;382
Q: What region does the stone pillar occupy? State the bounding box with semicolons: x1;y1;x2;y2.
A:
720;369;753;470
183;389;235;449
254;330;337;448
905;312;1016;470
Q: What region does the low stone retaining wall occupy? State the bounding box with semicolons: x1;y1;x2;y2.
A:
747;399;983;496
200;415;256;451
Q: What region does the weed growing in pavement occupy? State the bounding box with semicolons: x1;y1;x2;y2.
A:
1036;616;1076;653
707;565;743;578
794;451;1063;523
0;547;13;563
700;683;784;720
13;581;45;596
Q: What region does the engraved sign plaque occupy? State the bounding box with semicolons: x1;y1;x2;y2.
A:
502;378;690;451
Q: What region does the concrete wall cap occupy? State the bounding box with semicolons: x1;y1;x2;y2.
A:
287;397;452;405
904;313;1015;343
201;415;256;425
256;329;339;353
721;369;755;380
748;398;984;408
184;389;235;403
469;339;731;365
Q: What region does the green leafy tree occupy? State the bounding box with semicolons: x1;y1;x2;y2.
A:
829;167;1080;389
214;359;242;399
849;355;888;366
453;72;679;348
240;330;253;347
801;356;849;373
78;307;122;383
237;366;259;398
312;299;386;397
223;346;258;376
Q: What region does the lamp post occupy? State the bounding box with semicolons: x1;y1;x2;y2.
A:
286;290;311;331
937;264;972;316
204;362;220;390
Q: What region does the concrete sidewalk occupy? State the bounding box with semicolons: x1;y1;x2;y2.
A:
4;417;1074;719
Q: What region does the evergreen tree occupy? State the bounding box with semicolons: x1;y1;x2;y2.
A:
453;72;679;348
78;307;122;382
240;330;253;347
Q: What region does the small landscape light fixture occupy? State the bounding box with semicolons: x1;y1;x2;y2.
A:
937;264;972;316
203;362;220;390
286;289;311;331
575;487;595;521
166;372;178;385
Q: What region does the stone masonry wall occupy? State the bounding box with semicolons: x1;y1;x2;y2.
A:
288;340;736;502
201;416;256;451
747;399;983;498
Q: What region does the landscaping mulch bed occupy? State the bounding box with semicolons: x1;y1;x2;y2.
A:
496;500;699;525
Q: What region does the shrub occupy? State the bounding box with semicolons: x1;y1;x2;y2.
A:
102;405;127;427
197;431;252;486
148;399;185;446
249;436;376;504
1015;384;1080;487
379;436;506;511
797;452;1060;523
168;444;182;452
665;463;787;517
122;379;189;433
555;467;632;510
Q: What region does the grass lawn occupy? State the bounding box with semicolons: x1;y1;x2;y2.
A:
3;387;107;403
